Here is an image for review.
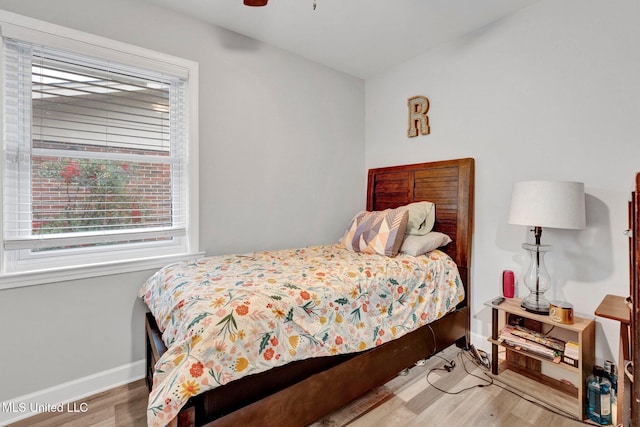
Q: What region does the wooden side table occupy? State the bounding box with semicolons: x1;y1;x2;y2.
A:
489;297;595;419
594;294;631;424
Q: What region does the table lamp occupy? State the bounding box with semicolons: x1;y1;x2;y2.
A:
508;180;586;314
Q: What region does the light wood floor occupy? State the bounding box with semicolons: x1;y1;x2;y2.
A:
7;346;588;427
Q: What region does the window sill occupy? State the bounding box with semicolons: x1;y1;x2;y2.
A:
0;251;206;290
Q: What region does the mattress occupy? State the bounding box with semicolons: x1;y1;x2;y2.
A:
139;244;464;426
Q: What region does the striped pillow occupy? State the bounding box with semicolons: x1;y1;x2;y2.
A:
341;208;409;256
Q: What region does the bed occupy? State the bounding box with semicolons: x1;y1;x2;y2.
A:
142;157;474;427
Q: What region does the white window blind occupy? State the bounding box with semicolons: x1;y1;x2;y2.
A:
3;38;187;251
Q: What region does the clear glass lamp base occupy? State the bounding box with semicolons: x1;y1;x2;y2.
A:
520;243;552;315
520;293;551;314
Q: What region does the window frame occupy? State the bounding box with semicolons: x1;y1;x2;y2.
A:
0;11;201;289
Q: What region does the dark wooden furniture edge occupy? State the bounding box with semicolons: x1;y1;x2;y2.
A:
630;172;640;426
144;157;475;426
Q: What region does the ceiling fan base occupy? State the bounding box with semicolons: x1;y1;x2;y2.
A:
244;0;269;6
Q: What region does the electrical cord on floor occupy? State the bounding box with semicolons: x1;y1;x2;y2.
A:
433;348;598;426
467;344;491;369
425;350;494;395
424;325;618;425
489;374;595;425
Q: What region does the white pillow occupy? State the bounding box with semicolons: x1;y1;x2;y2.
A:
403;201;435;236
400;232;451;256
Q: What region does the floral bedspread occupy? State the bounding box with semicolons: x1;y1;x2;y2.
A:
139;244;464;426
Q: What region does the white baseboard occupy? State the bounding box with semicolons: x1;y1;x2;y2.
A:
0;360;145;426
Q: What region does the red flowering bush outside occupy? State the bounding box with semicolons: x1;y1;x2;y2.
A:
33;158;141;235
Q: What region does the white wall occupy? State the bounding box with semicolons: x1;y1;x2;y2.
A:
0;0;364;403
2;0;638;412
365;0;640;363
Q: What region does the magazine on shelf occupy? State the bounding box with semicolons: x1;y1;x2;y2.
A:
508;325;566;351
498;325;561;360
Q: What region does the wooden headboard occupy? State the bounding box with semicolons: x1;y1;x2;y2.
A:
367;158;475;300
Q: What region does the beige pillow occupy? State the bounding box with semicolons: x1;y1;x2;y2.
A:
403;201;435;236
341;208;409;256
400;232;451;256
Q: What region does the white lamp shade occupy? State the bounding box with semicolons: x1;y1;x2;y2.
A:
508;180;586;230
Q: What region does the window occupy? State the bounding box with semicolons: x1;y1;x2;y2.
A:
0;12;200;287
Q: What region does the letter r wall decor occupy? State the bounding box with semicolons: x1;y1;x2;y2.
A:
407;95;430;138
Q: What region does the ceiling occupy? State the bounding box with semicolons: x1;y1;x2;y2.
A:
141;0;541;79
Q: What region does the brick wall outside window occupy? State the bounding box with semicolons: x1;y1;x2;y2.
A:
31;141;172;236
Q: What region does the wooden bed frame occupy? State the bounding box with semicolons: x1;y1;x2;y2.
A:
145;157;475;427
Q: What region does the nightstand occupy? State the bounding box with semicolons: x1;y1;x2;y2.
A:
487;297;595;420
